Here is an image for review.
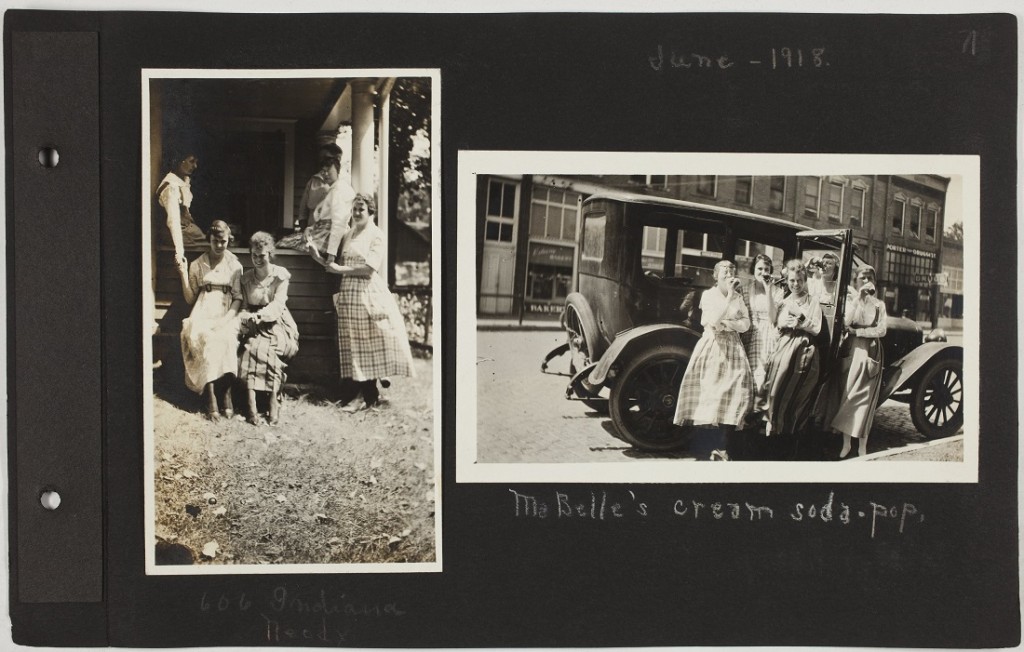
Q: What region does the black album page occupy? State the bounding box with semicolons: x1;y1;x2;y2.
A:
3;6;1019;650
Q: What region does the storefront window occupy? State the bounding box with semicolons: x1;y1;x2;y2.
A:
696;175;716;196
909;204;921;239
827;181;843;221
803;177;821;218
769;176;786;211
891;199;905;235
734;176;752;205
848;186;865;227
925;208;938;241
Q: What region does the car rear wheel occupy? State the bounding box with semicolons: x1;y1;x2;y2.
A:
609;344;690;451
910;357;964;439
564;304;608;413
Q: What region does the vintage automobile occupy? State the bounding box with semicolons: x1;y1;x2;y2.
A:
544;192;963;452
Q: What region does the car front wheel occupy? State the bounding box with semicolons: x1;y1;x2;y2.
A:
910;357;964;439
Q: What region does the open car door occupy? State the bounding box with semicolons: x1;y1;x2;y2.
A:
795;228;855;380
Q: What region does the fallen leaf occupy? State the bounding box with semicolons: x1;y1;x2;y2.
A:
327;537;342;545
400;528;412;538
387;536;402;546
201;541;219;559
276;494;287;503
181;469;197;479
213;507;227;517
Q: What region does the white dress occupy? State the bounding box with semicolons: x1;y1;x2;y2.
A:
180;251;243;393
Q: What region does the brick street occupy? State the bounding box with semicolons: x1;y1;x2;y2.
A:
476;329;963;464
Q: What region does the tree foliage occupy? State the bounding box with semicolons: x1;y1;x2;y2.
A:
390;78;431;225
944;221;963;242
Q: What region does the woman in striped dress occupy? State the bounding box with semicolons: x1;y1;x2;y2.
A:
761;261;823;455
238;232;299;426
672;260;753;461
743;254;783;407
308;194;414;412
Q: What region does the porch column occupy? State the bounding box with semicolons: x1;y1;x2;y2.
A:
350;79;376;195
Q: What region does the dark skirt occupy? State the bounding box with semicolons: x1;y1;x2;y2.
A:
762;331;821;437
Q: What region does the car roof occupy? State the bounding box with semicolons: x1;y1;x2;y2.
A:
584;191;804;231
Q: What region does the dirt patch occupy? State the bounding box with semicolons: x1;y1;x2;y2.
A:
152;358;436;566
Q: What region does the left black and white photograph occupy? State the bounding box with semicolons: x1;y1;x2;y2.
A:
142;70;441;573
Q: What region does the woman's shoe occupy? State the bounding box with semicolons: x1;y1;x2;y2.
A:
206;410;223;422
342;397;368;413
222;409;234;420
710;449;731;461
247;414;266;426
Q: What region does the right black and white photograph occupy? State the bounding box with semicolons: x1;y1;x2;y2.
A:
457;152;978;484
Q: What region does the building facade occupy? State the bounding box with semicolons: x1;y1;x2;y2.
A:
476;173;950;325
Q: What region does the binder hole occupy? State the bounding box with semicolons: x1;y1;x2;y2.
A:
37;147;59;168
40;490;61;510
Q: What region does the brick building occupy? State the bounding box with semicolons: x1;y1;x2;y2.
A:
476;173;949;324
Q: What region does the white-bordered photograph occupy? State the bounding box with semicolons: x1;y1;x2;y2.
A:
142;69;441;573
457;151;978;484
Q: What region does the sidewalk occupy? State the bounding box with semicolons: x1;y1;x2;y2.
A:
477;317;563;331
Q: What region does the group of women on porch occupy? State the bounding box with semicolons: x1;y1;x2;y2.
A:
672;254;888;461
161;149;413;425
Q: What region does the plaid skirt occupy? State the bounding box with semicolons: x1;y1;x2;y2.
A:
673;330;753;427
335;272;414;382
238;309;299;392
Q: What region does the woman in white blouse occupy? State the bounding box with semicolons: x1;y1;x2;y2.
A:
817;265;888;458
673;260;753;461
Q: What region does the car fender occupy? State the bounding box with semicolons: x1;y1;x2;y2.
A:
563;292;605;361
879;342;963;403
587;323;701;387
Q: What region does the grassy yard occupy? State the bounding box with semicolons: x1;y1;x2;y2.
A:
152;357;436;566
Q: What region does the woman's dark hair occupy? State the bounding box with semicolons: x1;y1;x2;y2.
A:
749;253;774;275
209;220;231;240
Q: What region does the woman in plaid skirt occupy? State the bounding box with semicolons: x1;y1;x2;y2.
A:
238;232;300;426
308;194;414;412
672;260;753;461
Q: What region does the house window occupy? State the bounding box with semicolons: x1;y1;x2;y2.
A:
848;186;865;227
734;176;752;205
891;199;905;236
909;203;922;239
529;186;581;242
803;177;821;218
925;208;938;241
485;179;518;243
769;176;786;211
827;181;844;222
696;175;717;197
